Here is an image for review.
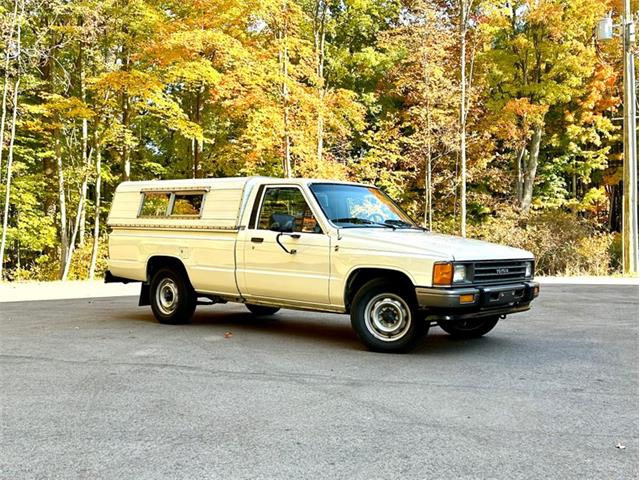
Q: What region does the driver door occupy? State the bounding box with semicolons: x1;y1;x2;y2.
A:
238;186;331;306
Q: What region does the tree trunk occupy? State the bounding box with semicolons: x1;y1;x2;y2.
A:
607;182;622;232
424;102;432;231
89;132;102;279
515;145;526;203
193;88;202;178
79;200;86;246
122;94;130;181
41;46;57;218
316;92;324;165
0;76;20;280
521;125;542;213
56;131;68;279
121;45;131;181
314;0;327;165
0;0;21;281
0;0;18;183
280;2;292;178
62;171;88;280
0;75;8;185
79;52;88;247
35;6;58;267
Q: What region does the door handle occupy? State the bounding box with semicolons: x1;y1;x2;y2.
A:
251;237;264;243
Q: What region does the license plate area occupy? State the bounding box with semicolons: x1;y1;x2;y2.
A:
480;285;526;307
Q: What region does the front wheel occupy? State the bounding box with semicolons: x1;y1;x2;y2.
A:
437;316;499;339
350;279;426;353
150;267;197;325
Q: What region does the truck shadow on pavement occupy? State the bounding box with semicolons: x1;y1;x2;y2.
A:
417;332;516;356
125;307;517;355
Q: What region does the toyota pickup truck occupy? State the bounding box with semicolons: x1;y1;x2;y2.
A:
106;176;539;352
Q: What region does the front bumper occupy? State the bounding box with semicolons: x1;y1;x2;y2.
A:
415;281;539;320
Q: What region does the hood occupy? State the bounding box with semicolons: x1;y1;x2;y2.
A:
337;228;533;262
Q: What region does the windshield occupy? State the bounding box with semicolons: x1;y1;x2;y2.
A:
309;183;418;229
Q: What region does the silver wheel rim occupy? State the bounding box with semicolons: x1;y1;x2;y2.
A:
364;293;412;342
156;278;179;315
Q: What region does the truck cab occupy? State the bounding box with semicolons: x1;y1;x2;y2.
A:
106;176;539;352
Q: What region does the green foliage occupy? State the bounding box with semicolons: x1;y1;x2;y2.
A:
2;171;57;253
66;238;109;280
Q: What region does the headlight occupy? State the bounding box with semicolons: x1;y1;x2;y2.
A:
453;264;467;282
525;262;533;278
433;262;469;285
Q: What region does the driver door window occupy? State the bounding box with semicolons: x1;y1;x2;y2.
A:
257;187;321;234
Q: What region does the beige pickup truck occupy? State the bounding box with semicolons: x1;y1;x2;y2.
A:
106;176;539;352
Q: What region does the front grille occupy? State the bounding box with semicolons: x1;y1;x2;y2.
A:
471;260;529;284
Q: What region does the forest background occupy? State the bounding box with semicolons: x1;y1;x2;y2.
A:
0;0;634;281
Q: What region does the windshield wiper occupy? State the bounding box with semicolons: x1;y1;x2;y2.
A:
330;217;396;230
384;219;427;231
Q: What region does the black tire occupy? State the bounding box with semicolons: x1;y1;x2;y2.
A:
246;304;280;316
350;278;426;353
149;267;197;325
437;316;499;339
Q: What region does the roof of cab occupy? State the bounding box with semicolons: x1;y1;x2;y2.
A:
114;176;366;192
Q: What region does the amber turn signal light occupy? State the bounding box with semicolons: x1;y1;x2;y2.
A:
459;294;475;304
433;263;453;286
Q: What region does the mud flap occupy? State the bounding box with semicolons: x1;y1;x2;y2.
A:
138;283;150;306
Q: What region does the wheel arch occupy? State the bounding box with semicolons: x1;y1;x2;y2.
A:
140;255;192;306
146;255;190;283
344;267;417;312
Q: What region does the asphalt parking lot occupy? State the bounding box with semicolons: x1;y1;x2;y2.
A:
1;284;638;479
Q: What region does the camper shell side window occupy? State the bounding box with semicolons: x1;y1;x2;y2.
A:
138;190;206;218
139;192;171;217
170;193;204;217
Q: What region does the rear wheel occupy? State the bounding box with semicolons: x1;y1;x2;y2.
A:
437;316;499;339
150;267;197;325
246;304;280;316
350;278;426;353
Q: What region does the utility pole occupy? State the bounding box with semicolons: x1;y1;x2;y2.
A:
459;0;468;238
597;5;639;275
621;0;638;274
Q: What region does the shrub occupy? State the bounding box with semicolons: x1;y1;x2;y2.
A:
469;209;618;276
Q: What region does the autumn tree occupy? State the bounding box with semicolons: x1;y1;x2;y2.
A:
481;0;609;212
379;0;458;228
